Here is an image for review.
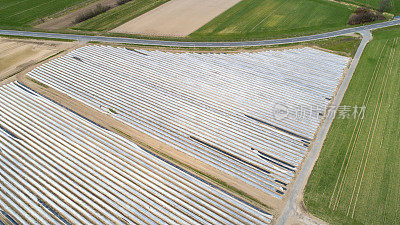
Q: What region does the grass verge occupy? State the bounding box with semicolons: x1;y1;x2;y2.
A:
90;35;361;57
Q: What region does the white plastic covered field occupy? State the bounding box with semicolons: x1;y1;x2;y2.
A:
28;45;350;198
0;82;272;224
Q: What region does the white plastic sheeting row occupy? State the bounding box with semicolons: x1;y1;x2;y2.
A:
0;82;272;225
28;45;350;198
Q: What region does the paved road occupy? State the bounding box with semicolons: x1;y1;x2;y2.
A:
276;30;373;225
0;19;399;47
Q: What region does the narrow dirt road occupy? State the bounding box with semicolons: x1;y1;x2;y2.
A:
276;30;373;225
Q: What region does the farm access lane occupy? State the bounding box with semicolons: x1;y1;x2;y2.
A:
276;30;374;225
0;18;399;47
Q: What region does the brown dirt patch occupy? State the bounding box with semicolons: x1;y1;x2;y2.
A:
0;38;74;83
111;0;241;37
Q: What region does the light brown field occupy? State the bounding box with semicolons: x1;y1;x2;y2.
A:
0;38;73;83
111;0;241;37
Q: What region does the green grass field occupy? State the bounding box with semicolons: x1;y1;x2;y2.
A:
190;0;354;41
304;26;400;224
341;0;399;15
0;0;86;28
73;0;169;31
310;36;361;57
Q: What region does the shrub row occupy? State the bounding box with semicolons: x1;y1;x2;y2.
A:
117;0;133;6
348;7;386;25
75;4;111;24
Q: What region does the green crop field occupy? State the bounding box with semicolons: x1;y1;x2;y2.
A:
304;26;400;224
73;0;169;31
190;0;354;41
0;0;86;28
341;0;399;15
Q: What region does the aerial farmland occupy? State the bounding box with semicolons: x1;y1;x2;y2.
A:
0;0;399;224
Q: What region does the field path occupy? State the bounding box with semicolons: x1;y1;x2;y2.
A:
276;30;373;225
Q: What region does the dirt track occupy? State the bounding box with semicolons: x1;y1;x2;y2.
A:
111;0;241;37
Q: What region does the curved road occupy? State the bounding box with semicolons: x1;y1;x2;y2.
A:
1;19;399;47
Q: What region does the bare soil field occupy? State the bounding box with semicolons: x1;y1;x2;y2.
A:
36;0;119;30
0;38;74;83
111;0;241;37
